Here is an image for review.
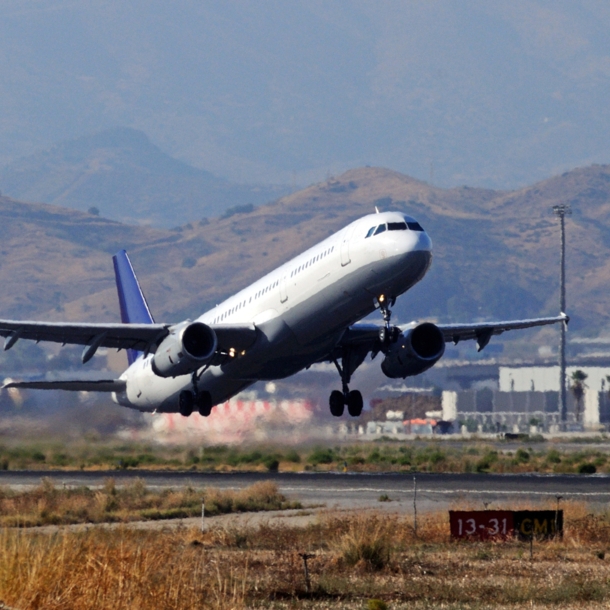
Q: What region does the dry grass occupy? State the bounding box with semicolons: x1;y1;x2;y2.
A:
0;479;298;527
3;438;610;475
1;502;610;609
0;527;248;610
328;515;394;570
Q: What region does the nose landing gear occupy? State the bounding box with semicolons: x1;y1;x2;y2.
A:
376;294;399;346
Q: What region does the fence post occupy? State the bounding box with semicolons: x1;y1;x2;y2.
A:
299;553;313;593
555;496;562;539
413;475;418;538
201;502;205;533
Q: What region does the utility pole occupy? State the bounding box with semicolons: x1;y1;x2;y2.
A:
552;204;571;428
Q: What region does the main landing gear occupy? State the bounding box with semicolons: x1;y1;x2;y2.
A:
328;294;398;418
329;387;363;418
179;371;213;417
330;353;365;418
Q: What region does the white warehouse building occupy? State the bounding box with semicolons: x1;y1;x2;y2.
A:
499;366;610;393
439;365;610;433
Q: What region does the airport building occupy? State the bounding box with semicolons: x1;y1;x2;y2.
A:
349;363;610;438
442;364;610;433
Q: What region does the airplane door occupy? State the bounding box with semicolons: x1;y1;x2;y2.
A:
280;275;288;303
341;224;356;266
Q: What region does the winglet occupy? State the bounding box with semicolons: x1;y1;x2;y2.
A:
112;250;154;364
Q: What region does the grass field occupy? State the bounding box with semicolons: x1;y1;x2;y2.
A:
1;438;609;474
1;502;609;609
0;480;299;527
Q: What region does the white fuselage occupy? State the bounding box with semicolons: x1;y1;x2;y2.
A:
113;211;432;412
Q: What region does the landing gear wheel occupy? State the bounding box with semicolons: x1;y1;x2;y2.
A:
379;325;400;345
179;390;194;417
329;390;345;417
347;390;363;417
377;295;399;346
196;391;213;417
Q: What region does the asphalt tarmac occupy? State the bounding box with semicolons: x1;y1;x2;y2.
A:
2;470;609;513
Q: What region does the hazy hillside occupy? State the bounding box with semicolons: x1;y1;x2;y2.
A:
1;3;610;189
0;163;607;361
0;128;289;227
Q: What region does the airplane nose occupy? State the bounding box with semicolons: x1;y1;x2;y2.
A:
413;229;432;253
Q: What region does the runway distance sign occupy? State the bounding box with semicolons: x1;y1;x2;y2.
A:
513;510;563;541
450;510;513;540
449;510;563;541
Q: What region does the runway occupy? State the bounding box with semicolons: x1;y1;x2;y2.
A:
2;470;609;513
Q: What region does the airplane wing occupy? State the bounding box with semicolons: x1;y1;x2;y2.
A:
438;314;568;351
0;319;258;362
0;320;169;351
3;379;127;392
338;314;568;352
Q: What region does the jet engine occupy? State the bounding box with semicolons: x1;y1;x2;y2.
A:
152;322;217;378
381;322;445;378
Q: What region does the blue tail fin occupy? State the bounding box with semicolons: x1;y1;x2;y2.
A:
112;250;154;365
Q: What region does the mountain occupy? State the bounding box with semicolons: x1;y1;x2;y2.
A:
0;164;608;362
0;128;290;228
1;3;610;189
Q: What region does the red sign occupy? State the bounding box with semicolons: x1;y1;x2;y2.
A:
449;511;514;540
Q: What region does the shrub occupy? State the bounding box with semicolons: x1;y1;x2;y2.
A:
31;450;46;463
331;515;392;571
308;448;334;465
118;457;140;469
263;457;279;472
515;448;530;463
284;449;301;463
579;463;597;474
476;451;498;472
240;450;263;464
221;203;254;219
547;449;561;464
428;449;446;465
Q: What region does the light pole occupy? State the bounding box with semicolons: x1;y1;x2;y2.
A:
552;204;571;428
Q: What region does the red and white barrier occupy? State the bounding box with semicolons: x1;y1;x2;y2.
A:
150;397;314;443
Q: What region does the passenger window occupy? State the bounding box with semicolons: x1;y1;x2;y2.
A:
365;226;376;238
374;224;387;235
407;221;424;231
388;222;407;231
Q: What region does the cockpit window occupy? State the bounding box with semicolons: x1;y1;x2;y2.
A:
373;224;387;235
365;226;376;238
388;222;407;231
407;221;424;231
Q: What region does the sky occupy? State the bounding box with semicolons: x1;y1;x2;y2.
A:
1;0;610;188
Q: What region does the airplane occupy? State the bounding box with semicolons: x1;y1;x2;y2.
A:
1;210;567;418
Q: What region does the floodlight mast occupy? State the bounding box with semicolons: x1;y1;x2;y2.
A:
552;204;571;429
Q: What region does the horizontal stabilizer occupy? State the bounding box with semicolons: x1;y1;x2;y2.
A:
3;379;127;392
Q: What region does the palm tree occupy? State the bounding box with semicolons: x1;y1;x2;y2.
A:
570;370;588;422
